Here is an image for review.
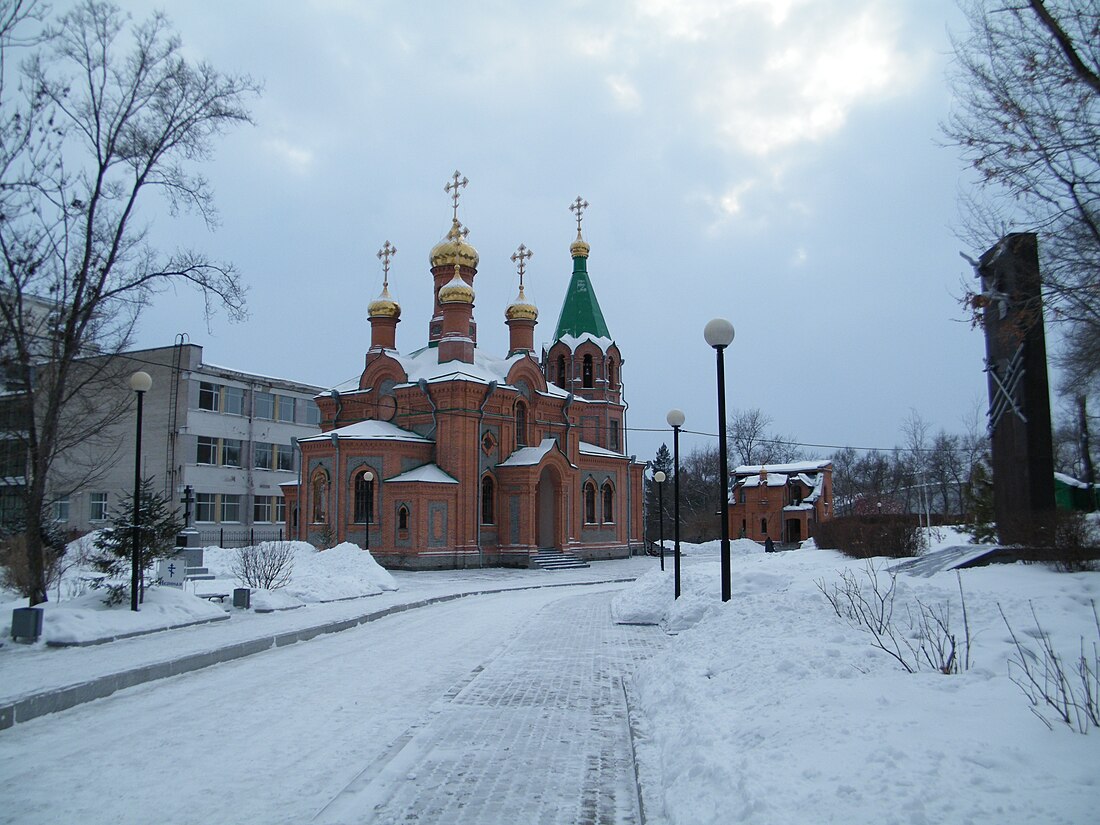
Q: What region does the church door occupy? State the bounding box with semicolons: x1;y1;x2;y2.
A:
536;467;560;549
786;518;802;544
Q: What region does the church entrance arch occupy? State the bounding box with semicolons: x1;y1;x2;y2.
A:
536;466;561;549
786;518;802;544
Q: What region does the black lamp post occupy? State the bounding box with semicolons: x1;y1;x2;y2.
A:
653;470;666;570
704;318;735;602
363;469;375;552
129;370;152;612
666;408;685;599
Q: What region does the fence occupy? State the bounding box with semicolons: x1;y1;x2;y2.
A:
192;527;285;549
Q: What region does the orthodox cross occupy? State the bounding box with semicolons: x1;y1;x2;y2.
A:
569;195;589;234
445;171;469;222
511;243;533;287
377;240;396;287
179;484;195;528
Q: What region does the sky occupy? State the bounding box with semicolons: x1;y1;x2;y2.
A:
107;0;1012;464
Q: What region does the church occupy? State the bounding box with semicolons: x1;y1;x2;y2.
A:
282;176;645;568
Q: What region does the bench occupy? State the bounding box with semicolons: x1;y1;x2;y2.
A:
196;593;230;603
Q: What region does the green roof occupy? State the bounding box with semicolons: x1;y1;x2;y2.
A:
552;254;611;341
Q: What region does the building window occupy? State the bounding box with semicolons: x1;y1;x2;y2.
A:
53;496;70;522
761;518;768;536
276;394;296;423
253;496;272;523
224;386;245;416
609;420;619;451
311;472;327;523
222;438;242;467
196;435;218;465
481;476;495;525
221;494;241;523
275;498;286;524
608;360;617;389
602;482;614;523
516;402;528;448
90;492;108;522
254;391;275;420
305;401;321;426
254;442;273;470
198;382;220;411
582;354;593;389
354;471;374;524
584;482;596;524
557;355;567;387
739;489;746;504
195;493;216;523
277;443;295;472
397;504;409;531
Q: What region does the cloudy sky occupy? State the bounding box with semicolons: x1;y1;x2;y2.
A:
114;0;1009;462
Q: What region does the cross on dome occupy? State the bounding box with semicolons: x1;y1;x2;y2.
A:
445;170;469;222
377;240;396;286
511;243;533;287
569;196;589;235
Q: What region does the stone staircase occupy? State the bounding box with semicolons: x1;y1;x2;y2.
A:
532;549;590;570
185;565;216;582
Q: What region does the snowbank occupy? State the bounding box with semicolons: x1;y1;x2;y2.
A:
629;542;1100;824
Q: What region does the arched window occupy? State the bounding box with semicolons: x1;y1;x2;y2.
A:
516;402;528;447
608;359;617;389
481;475;495;524
398;505;409;531
311;471;328;523
602;482;614;523
761;517;768;536
557;355;566;387
353;470;375;523
584;481;597;524
582;354;594;388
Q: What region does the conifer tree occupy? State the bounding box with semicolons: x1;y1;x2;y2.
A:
91;478;183;605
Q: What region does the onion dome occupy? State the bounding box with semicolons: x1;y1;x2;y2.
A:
430;219;480;269
439;264;474;304
570;229;590;259
505;284;538;321
368;283;401;319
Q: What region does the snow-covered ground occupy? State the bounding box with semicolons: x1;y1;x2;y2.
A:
619;531;1100;824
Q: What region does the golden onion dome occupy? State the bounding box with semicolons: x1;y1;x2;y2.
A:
430;219;480;269
572;229;589;258
368;284;401;319
439;264;474;304
505;284;538;321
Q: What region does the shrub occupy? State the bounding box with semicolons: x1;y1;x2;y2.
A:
814;514;923;559
233;541;295;590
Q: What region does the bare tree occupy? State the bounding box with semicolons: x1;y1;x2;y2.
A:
0;1;259;604
727;407;804;467
945;0;1099;391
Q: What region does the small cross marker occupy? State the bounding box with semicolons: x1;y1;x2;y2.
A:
511;244;533;287
377;240;396;287
569;196;589;234
445;171;469;222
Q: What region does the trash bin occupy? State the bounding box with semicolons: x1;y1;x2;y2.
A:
232;588;251;609
11;607;44;643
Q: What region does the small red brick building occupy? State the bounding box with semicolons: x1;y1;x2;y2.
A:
282;188;644;568
728;460;833;544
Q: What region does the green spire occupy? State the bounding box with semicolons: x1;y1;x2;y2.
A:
552;245;611;341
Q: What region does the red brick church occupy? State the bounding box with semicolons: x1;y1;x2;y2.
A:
282;177;644;568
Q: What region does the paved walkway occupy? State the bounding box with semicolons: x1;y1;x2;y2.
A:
315;590;666;825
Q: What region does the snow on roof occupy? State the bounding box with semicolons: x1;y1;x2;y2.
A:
198;361;325;392
1054;471;1091;489
734;460;831;475
579;441;626;459
499;438;560;467
741;473;788;488
298;419;431;443
555;332;614;353
386;464;458;484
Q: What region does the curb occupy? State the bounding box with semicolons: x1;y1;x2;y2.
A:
621;674;667;825
0;577;636;733
44;613;231;648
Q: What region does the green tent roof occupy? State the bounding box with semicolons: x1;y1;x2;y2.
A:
552;254;611;341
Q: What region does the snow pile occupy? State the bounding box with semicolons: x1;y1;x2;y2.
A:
203;541;398;603
630;544;1100;824
4;586;227;645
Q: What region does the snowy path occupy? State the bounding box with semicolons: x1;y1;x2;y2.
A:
317;589;666;825
0;583;663;825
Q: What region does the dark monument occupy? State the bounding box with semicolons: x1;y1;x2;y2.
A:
976;233;1056;545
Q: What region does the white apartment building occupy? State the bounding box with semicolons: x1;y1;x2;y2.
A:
49;342;323;542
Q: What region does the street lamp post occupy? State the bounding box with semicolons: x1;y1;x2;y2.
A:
653;470;666;570
666;409;685;599
129;370;152;612
704;318;735;603
363;469;375;552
